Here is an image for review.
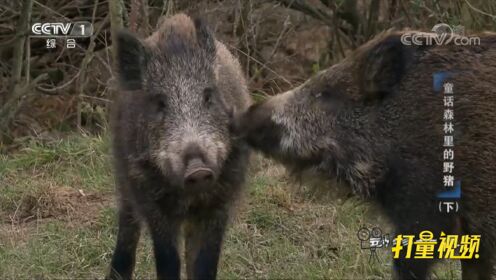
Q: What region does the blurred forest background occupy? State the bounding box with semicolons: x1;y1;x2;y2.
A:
1;0;496;279
1;0;496;145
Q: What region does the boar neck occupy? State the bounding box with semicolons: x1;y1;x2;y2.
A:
324;100;391;197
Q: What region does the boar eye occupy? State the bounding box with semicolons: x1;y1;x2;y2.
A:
151;94;166;111
158;99;166;110
203;87;214;106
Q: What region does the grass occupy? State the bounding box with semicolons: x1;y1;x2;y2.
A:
0;134;461;279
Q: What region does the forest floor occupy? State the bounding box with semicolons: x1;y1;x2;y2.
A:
0;134;461;279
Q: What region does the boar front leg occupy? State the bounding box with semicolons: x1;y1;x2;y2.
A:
393;258;432;280
146;214;181;280
377;158;455;280
108;200;142;280
461;243;494;280
185;208;229;280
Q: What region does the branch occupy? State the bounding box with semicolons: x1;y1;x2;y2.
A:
108;0;126;64
129;0;139;32
273;0;355;36
274;0;334;26
464;0;496;19
77;0;101;129
0;74;48;137
10;0;33;92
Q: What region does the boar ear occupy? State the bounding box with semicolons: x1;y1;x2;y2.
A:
116;30;148;90
357;34;412;101
193;17;216;59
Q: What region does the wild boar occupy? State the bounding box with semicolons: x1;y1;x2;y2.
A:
107;13;251;280
236;31;496;279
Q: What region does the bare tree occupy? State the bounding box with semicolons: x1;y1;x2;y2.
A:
0;0;47;140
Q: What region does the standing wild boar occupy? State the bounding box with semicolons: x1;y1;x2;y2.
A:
108;14;251;280
237;31;496;279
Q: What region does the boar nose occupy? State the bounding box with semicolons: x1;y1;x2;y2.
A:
183;143;215;187
184;158;214;187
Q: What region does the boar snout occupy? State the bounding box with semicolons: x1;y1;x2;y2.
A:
233;103;268;137
235;102;283;155
182;143;216;188
184;158;214;187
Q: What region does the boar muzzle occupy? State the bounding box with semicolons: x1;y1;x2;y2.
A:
184;158;214;187
182;143;216;188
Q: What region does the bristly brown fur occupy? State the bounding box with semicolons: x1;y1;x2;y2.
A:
108;13;251;280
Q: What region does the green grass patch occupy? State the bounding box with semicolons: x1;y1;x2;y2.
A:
0;134;113;215
0;134;461;279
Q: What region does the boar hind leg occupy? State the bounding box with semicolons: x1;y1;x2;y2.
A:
185;209;229;280
108;201;141;280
